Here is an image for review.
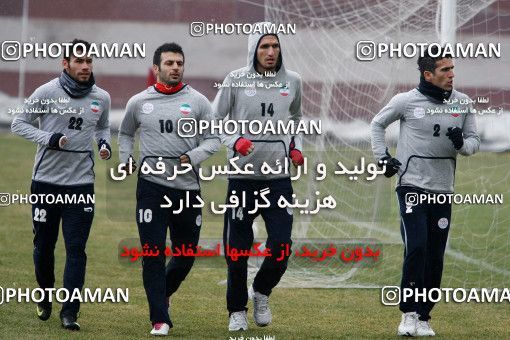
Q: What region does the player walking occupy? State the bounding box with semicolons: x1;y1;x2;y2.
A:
371;46;480;336
213;22;304;331
119;42;219;336
11;39;111;331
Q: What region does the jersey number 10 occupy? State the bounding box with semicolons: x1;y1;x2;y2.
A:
159;119;173;133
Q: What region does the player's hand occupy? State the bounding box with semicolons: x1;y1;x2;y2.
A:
99;148;110;160
98;139;111;160
446;127;464;150
234;137;254;156
120;158;137;175
49;133;67;150
289;149;304;167
378;149;401;178
180;154;190;164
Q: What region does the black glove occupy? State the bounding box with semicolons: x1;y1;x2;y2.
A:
121;155;137;175
446;127;464;150
98;139;112;160
378;149;402;178
48;133;64;149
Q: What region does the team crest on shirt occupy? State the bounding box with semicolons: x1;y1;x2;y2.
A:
438;217;449;229
90;101;100;113
244;85;256;97
180;103;192;115
142;102;154;114
450;106;461;118
280;85;290;97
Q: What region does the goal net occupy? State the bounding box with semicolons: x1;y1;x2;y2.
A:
254;0;510;288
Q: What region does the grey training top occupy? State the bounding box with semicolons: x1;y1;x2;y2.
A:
212;23;303;180
11;78;111;186
371;88;480;193
119;85;220;190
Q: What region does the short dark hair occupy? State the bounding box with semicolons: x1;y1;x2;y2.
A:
153;43;185;68
417;45;453;76
64;39;91;61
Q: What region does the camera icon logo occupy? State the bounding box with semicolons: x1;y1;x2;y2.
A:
405;193;419;206
178;118;197;138
381;286;401;306
190;22;205;37
0;193;11;206
1;41;21;61
356;40;376;61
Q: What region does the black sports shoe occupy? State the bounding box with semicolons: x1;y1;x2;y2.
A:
36;302;52;321
61;315;80;331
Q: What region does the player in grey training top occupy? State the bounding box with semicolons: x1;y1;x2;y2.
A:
213;22;304;331
118;60;218;191
371;46;480;337
11;51;110;186
11;39;111;331
118;42;219;336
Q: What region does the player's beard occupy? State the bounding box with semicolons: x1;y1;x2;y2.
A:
65;68;91;84
77;75;92;84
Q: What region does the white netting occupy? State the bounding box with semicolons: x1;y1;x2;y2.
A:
252;0;510;288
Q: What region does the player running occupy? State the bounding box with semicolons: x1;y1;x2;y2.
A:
370;46;480;336
11;39;111;331
118;42;220;336
213;22;304;331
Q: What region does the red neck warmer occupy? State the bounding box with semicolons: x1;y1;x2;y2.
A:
154;81;184;94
